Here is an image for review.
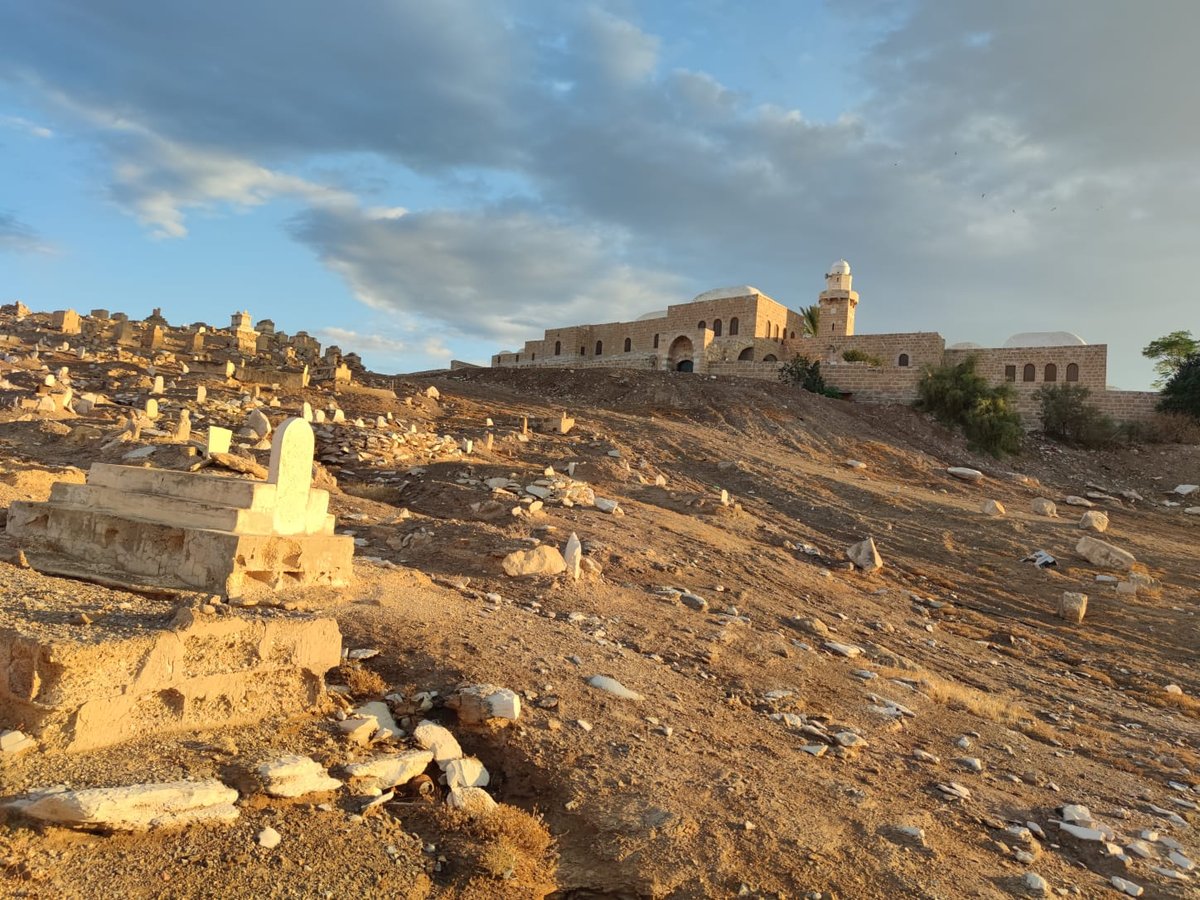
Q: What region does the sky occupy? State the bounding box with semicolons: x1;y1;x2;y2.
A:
2;1;1197;388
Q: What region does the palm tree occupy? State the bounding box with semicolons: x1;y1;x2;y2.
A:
800;304;820;337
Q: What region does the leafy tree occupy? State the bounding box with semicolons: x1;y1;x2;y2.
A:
1035;384;1117;447
842;348;883;366
1142;330;1198;387
1158;352;1200;420
917;355;1023;456
800;305;821;337
779;354;841;397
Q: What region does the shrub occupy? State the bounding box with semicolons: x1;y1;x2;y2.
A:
1159;352;1200;420
779;354;841;397
1035;384;1118;447
917;355;1023;456
1136;411;1200;444
841;348;884;366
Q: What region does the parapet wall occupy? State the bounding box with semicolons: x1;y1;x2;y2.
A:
944;345;1107;391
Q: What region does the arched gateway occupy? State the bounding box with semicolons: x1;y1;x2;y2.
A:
668;335;694;372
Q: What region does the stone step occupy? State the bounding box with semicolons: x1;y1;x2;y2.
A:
49;483;277;534
87;463;276;510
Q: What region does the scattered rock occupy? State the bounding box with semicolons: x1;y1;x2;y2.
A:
1057;592;1087;624
257;826;282;849
13;780;240;831
446;786;497;816
502;545;567;577
447;684;522;724
586;674;643;701
1032;498;1058;517
947;467;984;483
343;750;435;788
846;536;883;573
413;722;462;765
1078;510;1109;533
1075;536;1135;570
258;756;343;798
980;499;1005;516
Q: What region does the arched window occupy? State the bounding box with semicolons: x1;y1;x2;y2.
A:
1044;363;1057;382
653;334;659;349
595;340;603;356
898;353;910;367
738;347;755;361
713;319;722;336
1023;363;1036;382
1066;362;1079;382
790;331;796;339
623;337;632;352
698;320;706;330
554;340;561;356
729;317;739;335
763;354;778;363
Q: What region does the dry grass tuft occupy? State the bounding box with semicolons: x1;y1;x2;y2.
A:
440;803;558;896
1142;689;1200;719
332;661;388;698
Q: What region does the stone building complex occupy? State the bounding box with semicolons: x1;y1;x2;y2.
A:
492;261;1157;423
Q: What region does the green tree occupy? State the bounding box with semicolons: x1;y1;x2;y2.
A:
1142;330;1198;387
1034;384;1117;447
1158;352;1200;420
779;354;841;397
800;304;821;337
917;355;1023;457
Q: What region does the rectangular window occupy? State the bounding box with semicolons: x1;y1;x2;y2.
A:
1004;365;1016;382
653;334;659;348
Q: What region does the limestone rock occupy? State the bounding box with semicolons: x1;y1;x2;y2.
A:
846;536;883;573
586;674;643;701
343;750;434;787
258;826;282;849
16;780;240;831
563;532;582;580
1058;592;1087;624
446;786;497;816
1031;498;1058;517
1022;872;1049;895
1110;876;1143;897
1078;510;1109;532
980;499;1005;516
444;758;490;790
0;729;36;755
502;545;567;577
1075;536;1135;570
413;721;462;764
947;467;984;483
259;755;343;798
446;684;522;724
246;409;271;440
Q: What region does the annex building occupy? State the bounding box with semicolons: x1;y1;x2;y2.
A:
491;261;1157;423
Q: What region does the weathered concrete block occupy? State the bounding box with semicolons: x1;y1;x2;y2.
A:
14;780;238;831
1075;536;1135;570
1058;592;1087;624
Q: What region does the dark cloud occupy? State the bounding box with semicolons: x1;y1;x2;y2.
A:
2;1;1197;384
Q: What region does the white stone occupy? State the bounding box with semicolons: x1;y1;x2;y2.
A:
0;729;36;755
1060;804;1092;823
196;384;207;403
343;750;434;787
846;536;883;572
563;532;582;580
446;786;496;816
980;499;1005;516
595;497;620;513
258;826;282;849
206;426;232;455
144;397;159;419
301;401;313;422
1173;484;1198;496
413;721;462;765
1058;592;1087;624
1076;536;1135;570
447;685;522;724
258;755;342;798
1079;510;1109;532
444;758;490;790
267;418;315;535
502;545;566;577
151;375;164;395
16;780;239;831
587;674;643;700
1110;876;1142;897
947;467;983;482
1032;498;1058;517
1022;872;1049;894
246;409;271;439
823;641;863;658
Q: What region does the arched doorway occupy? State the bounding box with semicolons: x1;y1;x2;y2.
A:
668;335;694;372
737;346;755;361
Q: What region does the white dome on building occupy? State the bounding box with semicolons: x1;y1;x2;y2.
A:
636;309;668;321
691;286;763;303
1003;331;1087;348
948;341;984;350
827;259;851;275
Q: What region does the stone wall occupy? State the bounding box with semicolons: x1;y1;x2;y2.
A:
944;344;1107;391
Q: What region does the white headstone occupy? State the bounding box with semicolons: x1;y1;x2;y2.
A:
267;418;315;535
301;401;313;422
247;408;271;439
332;409;345;424
313;409;326;424
151;375;164;395
206;426;232;455
145;397;159;419
196;384;207;403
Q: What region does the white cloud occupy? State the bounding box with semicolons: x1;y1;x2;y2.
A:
0;114;53;138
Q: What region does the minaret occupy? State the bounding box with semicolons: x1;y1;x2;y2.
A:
817;259;859;336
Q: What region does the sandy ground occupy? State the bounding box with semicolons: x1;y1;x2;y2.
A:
1;366;1198;898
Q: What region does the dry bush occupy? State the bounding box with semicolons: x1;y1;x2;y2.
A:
885;667;1059;743
437;803;558;898
332;661;388;698
1136;411;1200;444
1141;690;1200;719
339;482;406;505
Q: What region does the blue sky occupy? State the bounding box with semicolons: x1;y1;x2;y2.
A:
2;1;1198;388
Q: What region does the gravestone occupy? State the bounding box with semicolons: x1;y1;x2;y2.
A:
207;426;232;455
268;418;315;534
145;398;159;420
196;384;207;403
